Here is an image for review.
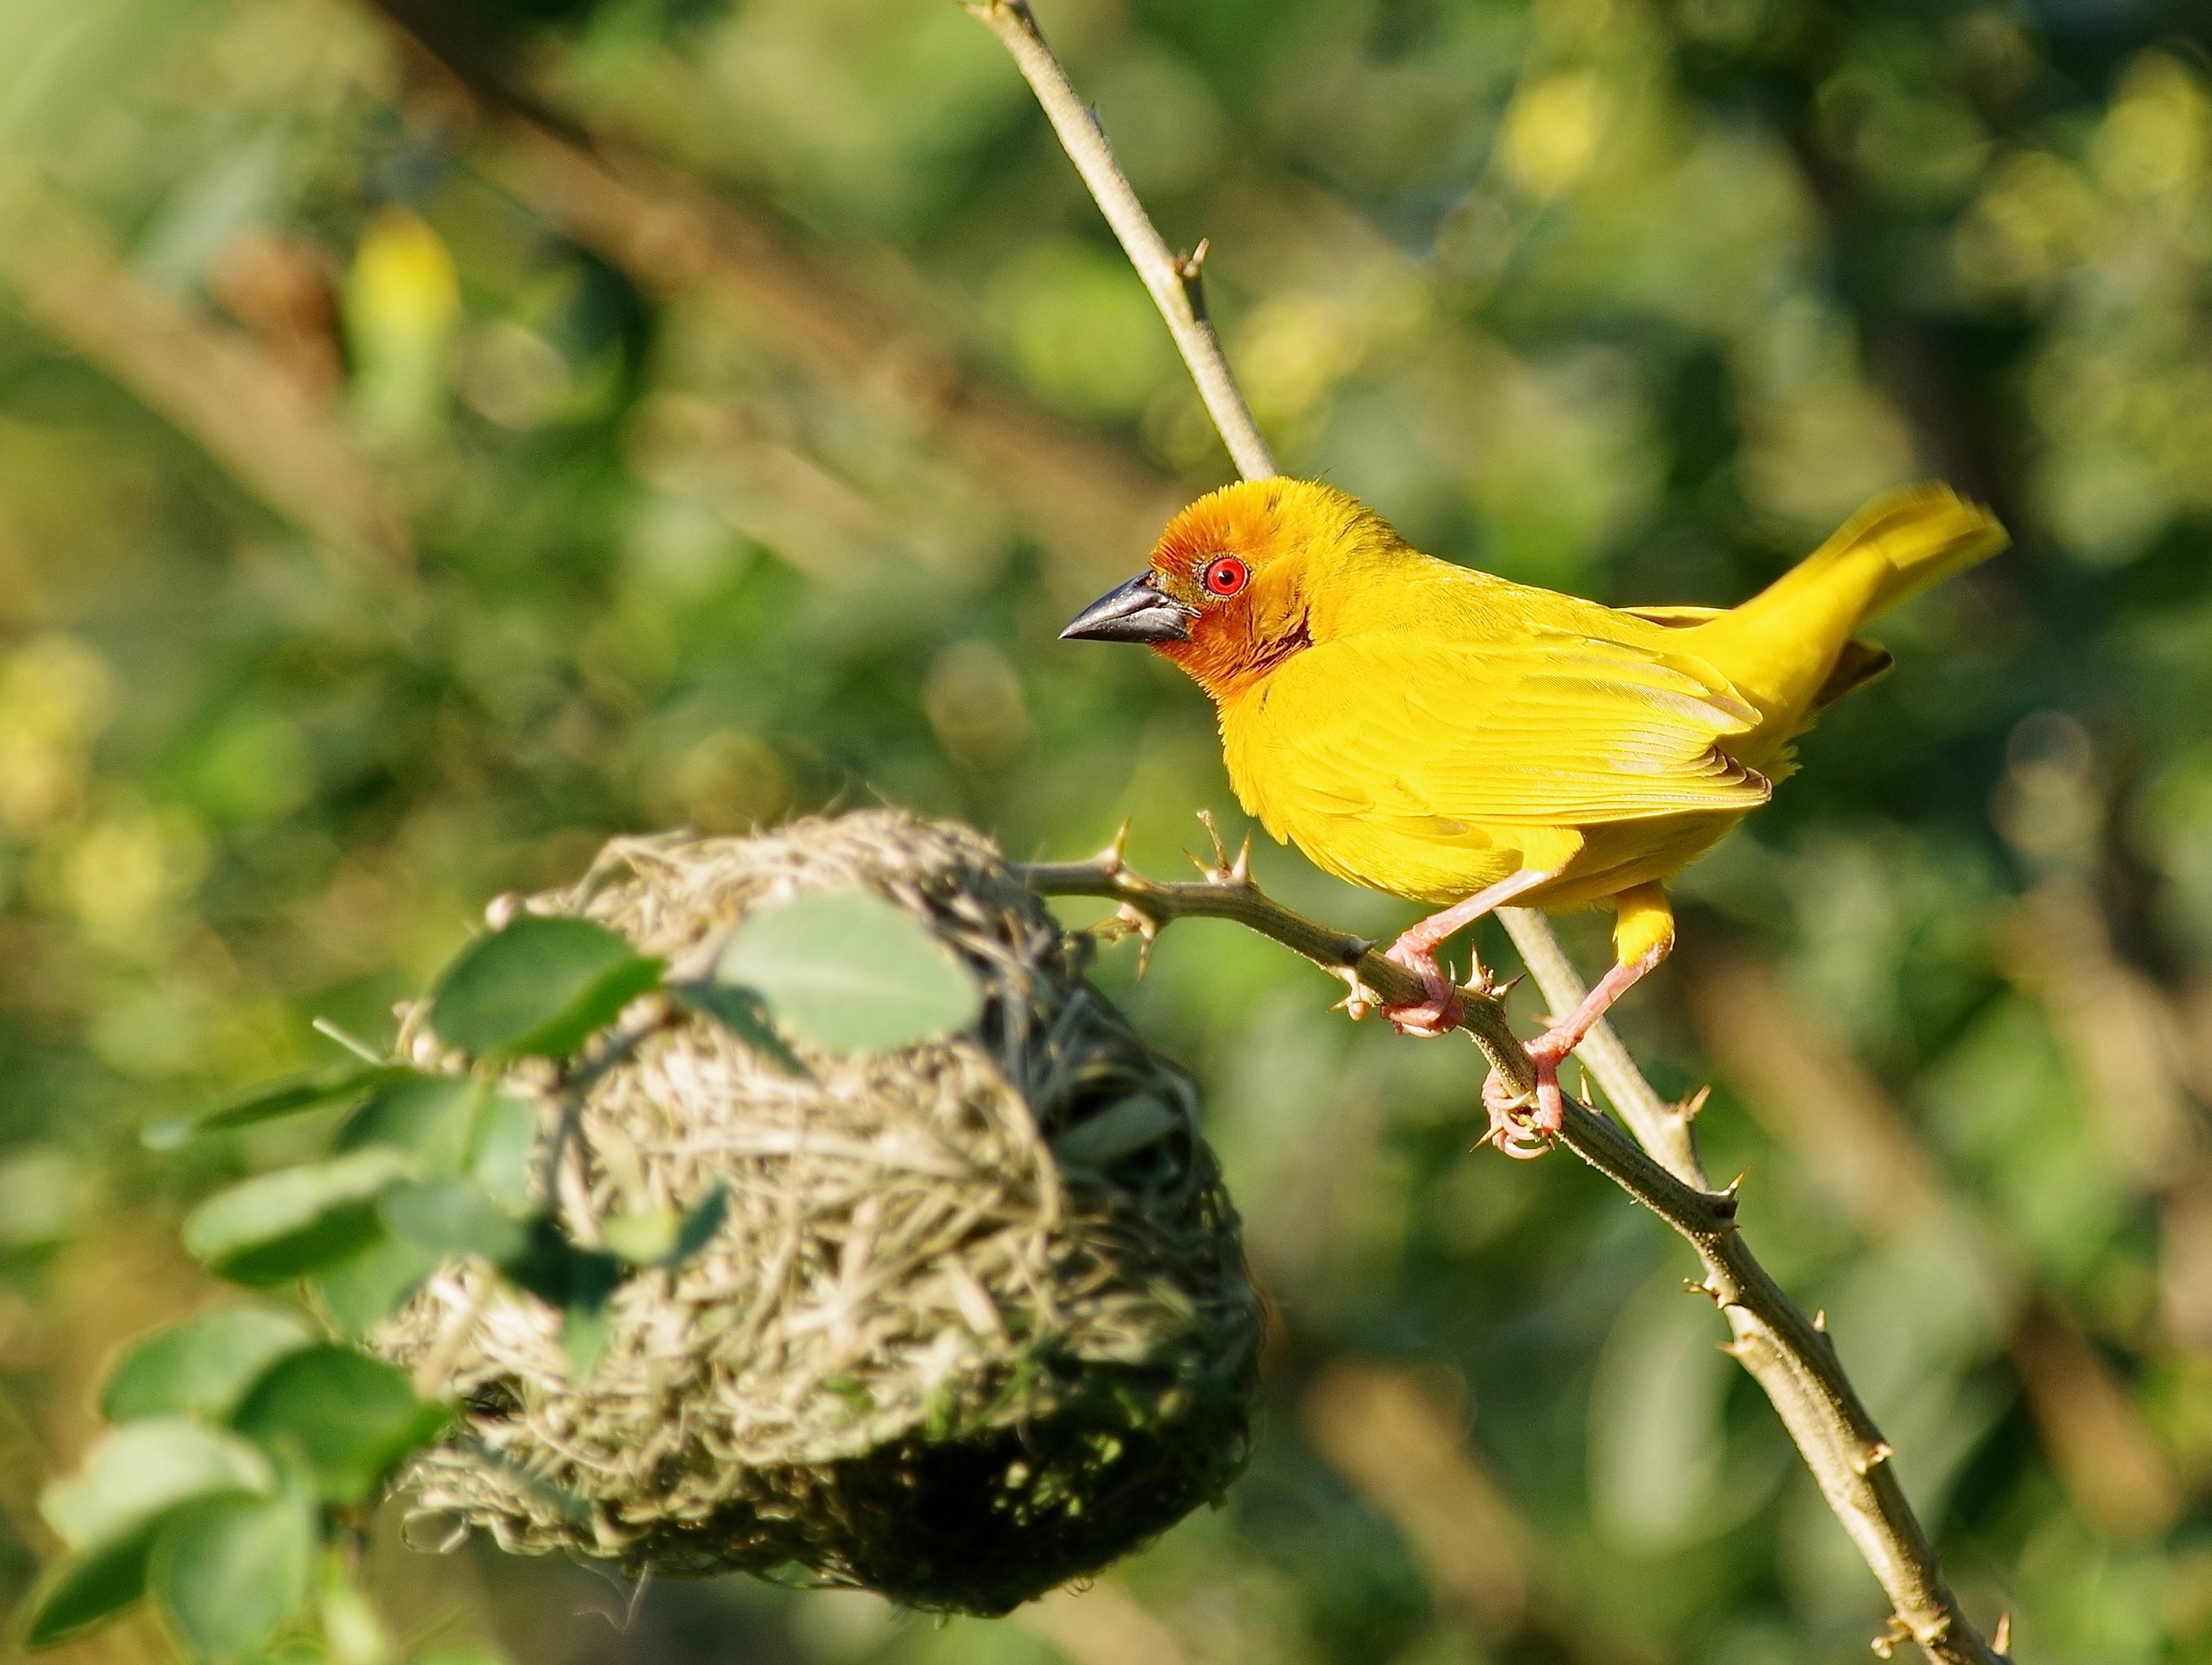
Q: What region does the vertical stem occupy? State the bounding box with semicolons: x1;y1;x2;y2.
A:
966;1;1278;483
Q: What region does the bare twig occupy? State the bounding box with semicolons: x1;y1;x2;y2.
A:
982;8;2006;1658
964;1;1276;482
1021;832;1528;1084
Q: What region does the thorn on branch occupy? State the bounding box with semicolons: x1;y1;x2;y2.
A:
1189;810;1256;889
1813;1308;1828;1333
1697;1172;1742;1227
1090;819;1132;876
1676;1083;1713;1122
1194;806;1224;870
1174;238;1212;314
1851;1440;1895;1476
1993;1612;2012;1655
1095;900;1164;977
1328;963;1380;1022
1706;1171;1745;1224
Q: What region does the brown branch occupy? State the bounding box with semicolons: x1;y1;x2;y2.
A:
980;8;2006;1656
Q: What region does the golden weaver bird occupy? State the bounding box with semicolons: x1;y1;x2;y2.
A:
1061;478;2006;1151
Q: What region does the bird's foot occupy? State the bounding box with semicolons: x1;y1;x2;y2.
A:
1478;1027;1576;1158
1380;940;1465;1036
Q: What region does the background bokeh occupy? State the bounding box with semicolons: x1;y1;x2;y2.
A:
2;0;2210;1660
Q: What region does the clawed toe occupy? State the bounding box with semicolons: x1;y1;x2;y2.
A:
1380;944;1465;1036
1385;989;1463;1036
1479;1032;1576;1159
1479;1063;1556;1159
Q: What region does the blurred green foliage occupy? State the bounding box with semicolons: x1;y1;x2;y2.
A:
2;0;2211;1661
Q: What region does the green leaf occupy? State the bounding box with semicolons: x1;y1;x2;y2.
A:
101;1306;317;1423
21;1531;159;1648
379;1179;530;1265
426;917;662;1061
495;1221;623;1380
562;1304;613;1381
499;1220;620;1311
1048;1094;1182;1169
465;1092;538;1211
597;1208;675;1263
331;1075;481;1172
230;1348;450;1505
182;1149;414;1286
314;1231;440;1339
714;890;982;1054
146;1064;415;1150
40;1421;274;1551
669;982;806;1074
319;1552;394;1664
601;1186;727;1268
149;1492;315;1664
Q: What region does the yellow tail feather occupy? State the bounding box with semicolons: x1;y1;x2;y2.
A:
1824;483;2010;619
1681;483;2007;746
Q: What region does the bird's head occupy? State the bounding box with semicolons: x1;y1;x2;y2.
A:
1061;478;1383;698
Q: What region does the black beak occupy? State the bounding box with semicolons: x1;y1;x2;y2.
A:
1060;572;1193;644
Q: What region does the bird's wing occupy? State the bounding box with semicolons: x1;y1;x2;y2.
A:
1620;603;1725;628
1251;621;1772;829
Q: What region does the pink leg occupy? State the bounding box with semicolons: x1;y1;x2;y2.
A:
1379;868;1557;1037
1481;942;1668;1153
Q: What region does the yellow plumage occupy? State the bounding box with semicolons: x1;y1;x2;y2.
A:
1062;475;2006;1141
1226;485;1995;907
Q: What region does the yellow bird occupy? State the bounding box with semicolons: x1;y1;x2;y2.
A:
1061;478;2006;1148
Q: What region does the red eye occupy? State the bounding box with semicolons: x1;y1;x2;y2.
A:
1203;556;1249;597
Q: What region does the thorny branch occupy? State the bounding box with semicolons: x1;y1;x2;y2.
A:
1021;841;1994;1663
978;3;2009;1658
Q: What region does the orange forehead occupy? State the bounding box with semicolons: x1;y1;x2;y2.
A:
1149;482;1283;584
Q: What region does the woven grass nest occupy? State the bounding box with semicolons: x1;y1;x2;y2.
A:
375;810;1264;1615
